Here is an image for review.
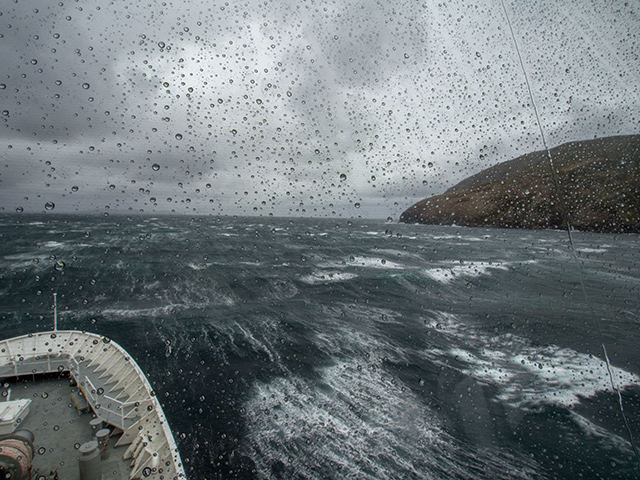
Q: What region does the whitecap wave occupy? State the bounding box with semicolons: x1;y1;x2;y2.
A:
242;359;539;479
320;255;406;270
423;311;640;410
300;270;358;284
424;261;509;283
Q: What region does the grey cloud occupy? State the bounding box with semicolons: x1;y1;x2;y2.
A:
1;0;639;217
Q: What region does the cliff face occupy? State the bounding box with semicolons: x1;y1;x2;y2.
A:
399;135;640;233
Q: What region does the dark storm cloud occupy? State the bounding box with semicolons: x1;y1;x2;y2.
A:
1;0;639;217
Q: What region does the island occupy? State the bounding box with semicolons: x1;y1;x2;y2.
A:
399;135;640;233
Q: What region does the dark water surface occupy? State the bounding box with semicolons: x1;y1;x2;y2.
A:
1;215;639;479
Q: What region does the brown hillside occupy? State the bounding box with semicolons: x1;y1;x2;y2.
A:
399;135;640;233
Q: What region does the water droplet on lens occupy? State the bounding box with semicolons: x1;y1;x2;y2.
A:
175;133;183;140
38;447;46;455
44;202;55;210
354;202;361;208
152;163;160;171
16;206;24;213
339;173;347;181
71;185;79;192
54;261;65;271
82;83;90;89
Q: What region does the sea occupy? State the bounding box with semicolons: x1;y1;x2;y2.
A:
1;214;639;479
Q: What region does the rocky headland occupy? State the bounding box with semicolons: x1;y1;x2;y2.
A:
399;135;640;233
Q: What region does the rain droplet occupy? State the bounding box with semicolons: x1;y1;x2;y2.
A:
54;261;66;271
152;163;160;171
175;133;183;140
339;173;347;181
38;447;46;455
82;83;90;89
158;41;166;49
15;206;24;213
354;202;361;208
71;185;79;192
44;202;55;211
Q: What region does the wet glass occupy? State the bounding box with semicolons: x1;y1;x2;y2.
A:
1;1;638;479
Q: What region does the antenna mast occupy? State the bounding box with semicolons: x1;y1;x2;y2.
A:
53;293;58;331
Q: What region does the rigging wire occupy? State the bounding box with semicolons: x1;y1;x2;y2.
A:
499;0;640;472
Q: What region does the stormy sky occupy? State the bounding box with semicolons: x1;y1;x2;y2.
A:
1;0;638;218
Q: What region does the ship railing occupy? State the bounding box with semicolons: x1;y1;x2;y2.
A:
0;351;69;378
1;331;187;478
81;375;143;431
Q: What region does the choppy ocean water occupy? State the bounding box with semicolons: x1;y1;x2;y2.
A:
1;214;639;479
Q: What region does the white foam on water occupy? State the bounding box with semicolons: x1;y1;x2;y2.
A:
422;310;466;335
346;256;405;269
317;255;407;270
241;359;539;479
449;347;516;385
187;262;208;270
423;310;640;412
424;261;509;283
577;247;608;253
501;346;640;408
300;270;358;285
446;340;640;410
38;241;67;248
100;304;182;318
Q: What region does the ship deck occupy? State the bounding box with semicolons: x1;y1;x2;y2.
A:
1;373;132;479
